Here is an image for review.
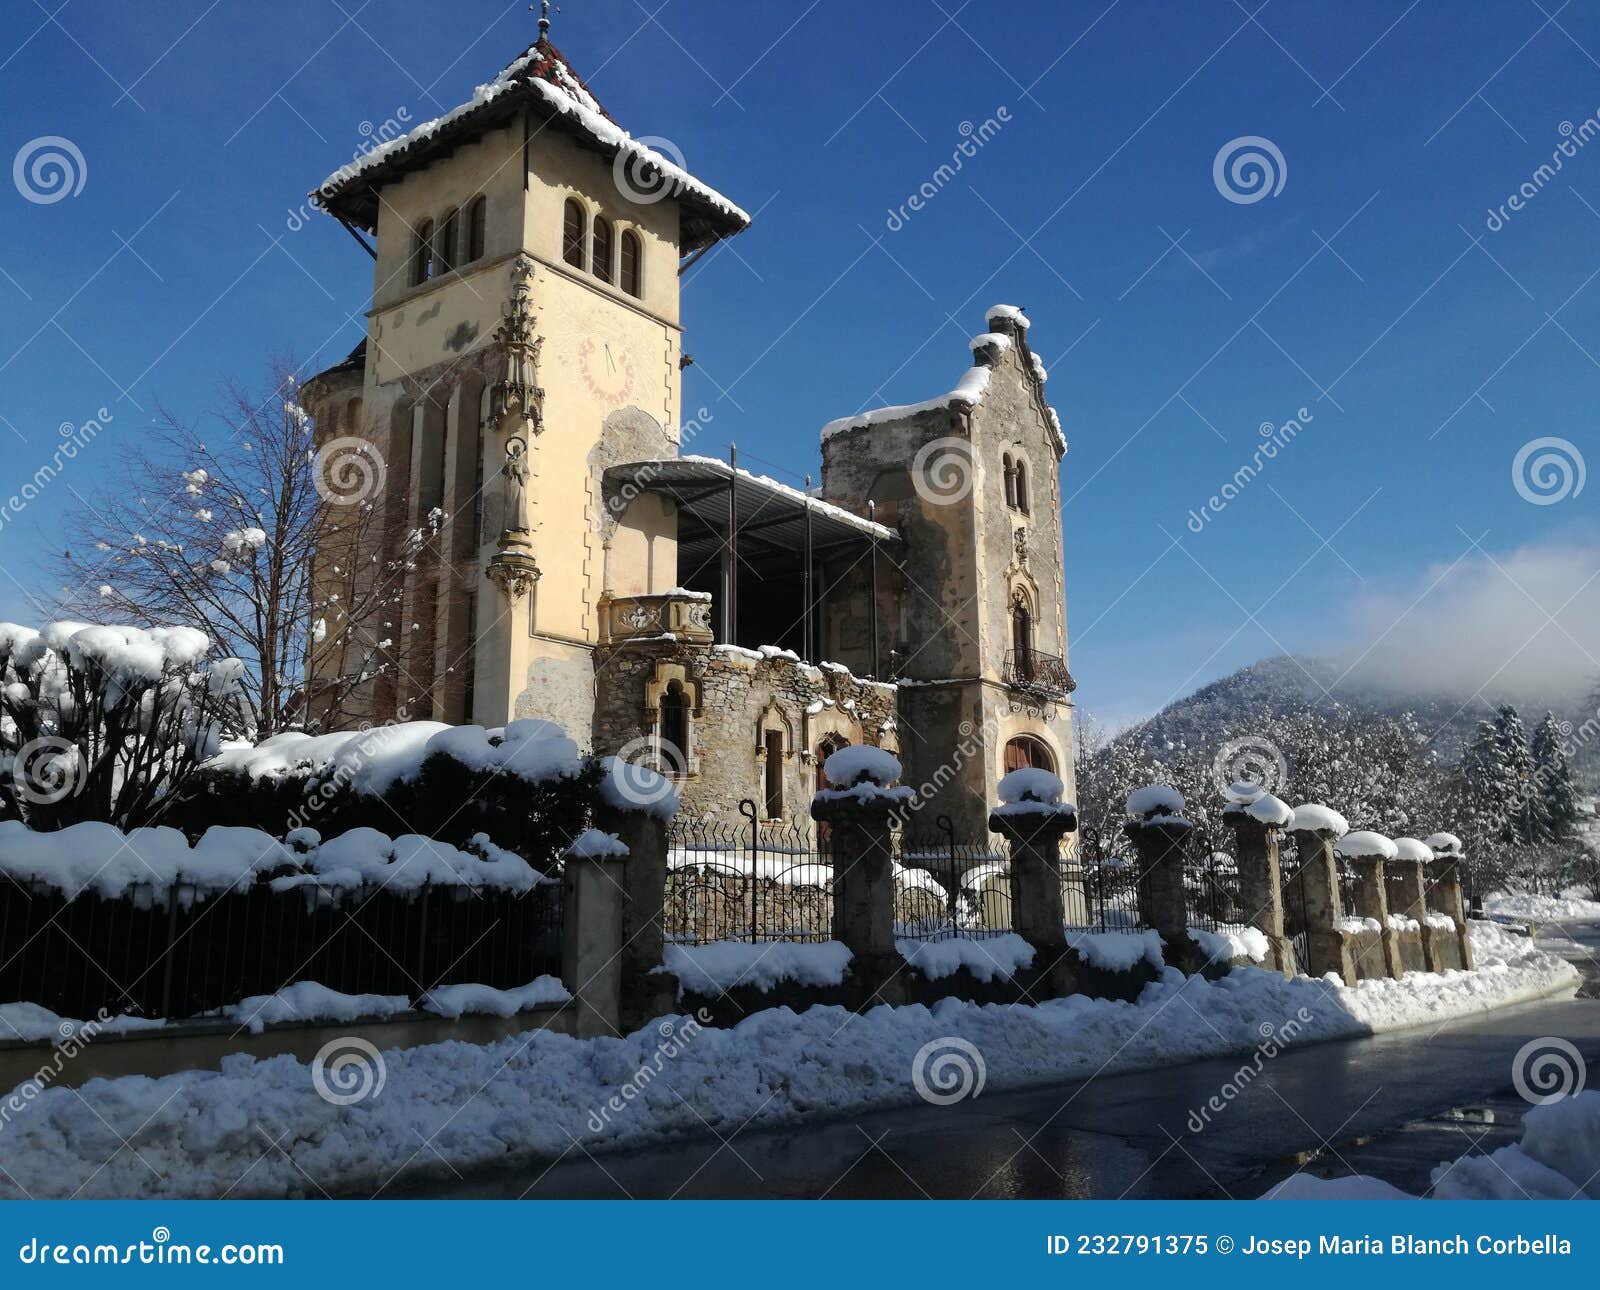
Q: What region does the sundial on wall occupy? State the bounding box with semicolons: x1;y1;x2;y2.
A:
577;336;636;403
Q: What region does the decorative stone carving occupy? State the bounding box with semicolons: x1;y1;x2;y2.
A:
488;255;543;435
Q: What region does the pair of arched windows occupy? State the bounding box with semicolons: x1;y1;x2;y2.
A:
410;196;488;287
1002;453;1031;513
562;198;643;298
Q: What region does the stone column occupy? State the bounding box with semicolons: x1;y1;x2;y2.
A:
1288;828;1358;985
561;851;628;1040
595;790;678;1032
1125;813;1207;975
1428;856;1474;971
990;803;1078;997
812;780;909;1008
1222;805;1294;978
1386;858;1437;971
1351;856;1404;979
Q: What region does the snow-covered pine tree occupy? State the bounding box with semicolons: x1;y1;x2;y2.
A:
1531;711;1579;842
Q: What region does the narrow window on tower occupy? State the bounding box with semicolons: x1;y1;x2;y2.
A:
764;729;785;819
562;198;586;268
435;211;457;276
620;229;642;297
412;220;434;286
1002;454;1016;508
1015;459;1031;514
592;215;614;283
465;196;487;263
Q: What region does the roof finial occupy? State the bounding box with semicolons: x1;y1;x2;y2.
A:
536;0;552;40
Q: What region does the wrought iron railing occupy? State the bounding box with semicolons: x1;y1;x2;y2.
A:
1003;648;1076;695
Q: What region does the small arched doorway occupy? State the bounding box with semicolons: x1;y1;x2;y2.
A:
1003;735;1055;775
658;680;690;776
813;735;851;845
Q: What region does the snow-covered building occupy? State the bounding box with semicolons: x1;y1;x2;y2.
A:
300;17;1075;837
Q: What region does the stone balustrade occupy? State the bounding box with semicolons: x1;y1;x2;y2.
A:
597;590;715;645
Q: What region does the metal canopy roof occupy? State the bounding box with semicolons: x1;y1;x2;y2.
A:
603;457;898;573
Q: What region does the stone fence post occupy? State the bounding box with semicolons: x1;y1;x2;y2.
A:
1288;807;1358;986
1425;832;1474;971
561;834;628;1039
1221;793;1295;978
1336;831;1404;981
1384;845;1440;972
596;758;681;1031
990;770;1079;997
1124;785;1207;975
811;749;912;1008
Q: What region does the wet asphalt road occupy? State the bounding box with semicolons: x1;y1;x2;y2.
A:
407;924;1600;1200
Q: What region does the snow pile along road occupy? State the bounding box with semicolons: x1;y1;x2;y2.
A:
0;921;1575;1199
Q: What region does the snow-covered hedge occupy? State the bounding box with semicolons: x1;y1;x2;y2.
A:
0;819;544;902
174;718;600;869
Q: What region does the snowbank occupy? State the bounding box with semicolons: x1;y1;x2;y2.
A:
661;941;853;996
2;923;1573;1199
0;1004;163;1044
225;984;409;1035
896;934;1034;982
1483;890;1600;923
1264;1091;1600;1200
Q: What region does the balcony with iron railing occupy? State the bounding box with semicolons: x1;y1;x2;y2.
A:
1003;648;1076;697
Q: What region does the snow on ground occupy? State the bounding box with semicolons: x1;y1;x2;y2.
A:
0;921;1576;1199
1483;890;1600;923
1188;924;1269;964
1263;1091;1600;1199
1067;928;1165;971
225;984;409;1035
0;1004;164;1044
419;977;570;1019
896;934;1034;982
661;941;854;996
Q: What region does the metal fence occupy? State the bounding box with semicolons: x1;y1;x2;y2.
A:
0;875;564;1024
894;816;1013;942
666;802;834;944
1069;827;1151;932
1183;826;1248;932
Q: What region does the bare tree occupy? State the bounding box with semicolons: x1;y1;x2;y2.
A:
52;363;427;736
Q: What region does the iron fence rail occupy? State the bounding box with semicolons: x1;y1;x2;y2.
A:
0;876;563;1024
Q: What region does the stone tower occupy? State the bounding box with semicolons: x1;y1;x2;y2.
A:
818;305;1075;838
302;26;747;733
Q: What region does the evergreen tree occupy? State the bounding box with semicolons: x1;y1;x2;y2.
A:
1491;706;1540;844
1531;711;1579;841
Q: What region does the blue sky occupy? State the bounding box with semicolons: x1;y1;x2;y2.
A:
1;0;1596;728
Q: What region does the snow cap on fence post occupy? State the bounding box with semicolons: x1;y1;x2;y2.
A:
1121;784;1204;970
595;755;680;1031
989;769;1077;986
1286;804;1358;985
1334;831;1406;979
1420;833;1473;971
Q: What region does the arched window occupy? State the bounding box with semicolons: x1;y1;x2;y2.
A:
763;729;785;819
344;397;363;435
1004;735;1055;773
562;199;586;269
1011;596;1033;680
411;220;434;286
1014;459;1030;514
1002;454;1017;508
434;211;456;276
619;229;642;297
465;196;487;263
592;215;614;283
658;680;690;776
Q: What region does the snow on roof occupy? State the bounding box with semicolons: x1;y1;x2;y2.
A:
673;455;898;540
1290;803;1350;836
820;306;1066;454
1391;836;1434;863
1425;831;1464;857
1335;830;1398;861
316;37;748;242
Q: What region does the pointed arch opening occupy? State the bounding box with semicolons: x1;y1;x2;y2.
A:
562;198;586;269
